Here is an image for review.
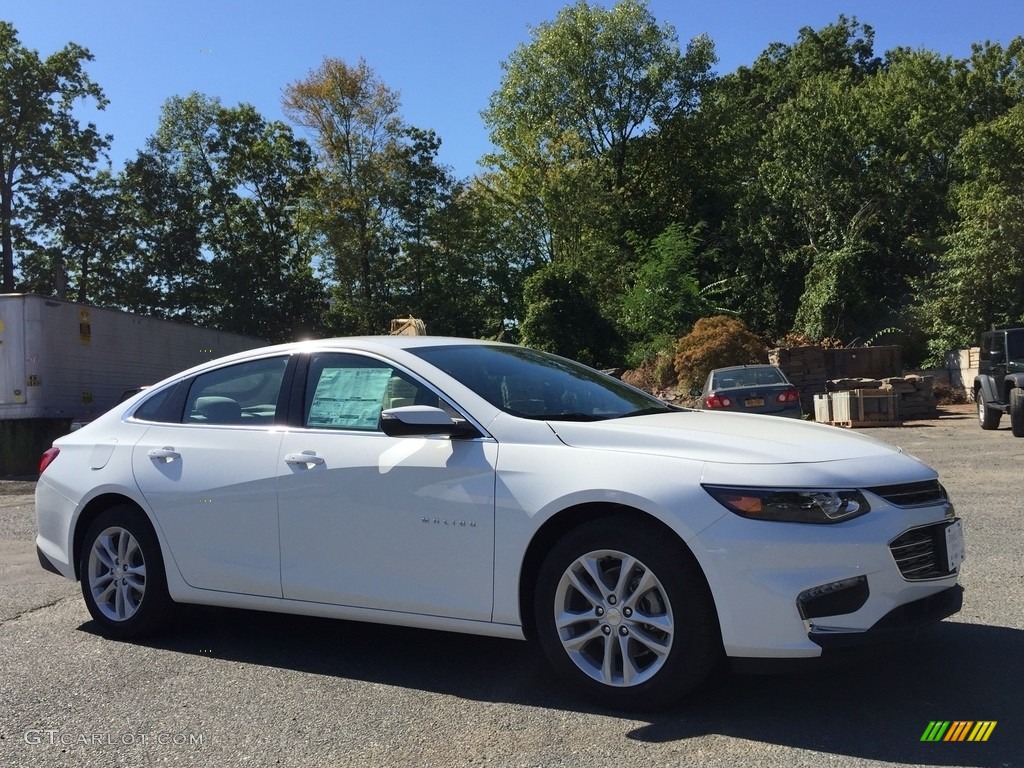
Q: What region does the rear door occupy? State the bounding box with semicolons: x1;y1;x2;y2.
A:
132;355;291;597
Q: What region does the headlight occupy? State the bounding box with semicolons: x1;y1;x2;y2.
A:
703;486;870;524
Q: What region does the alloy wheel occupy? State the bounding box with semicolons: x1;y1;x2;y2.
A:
86;526;147;622
553;549;674;687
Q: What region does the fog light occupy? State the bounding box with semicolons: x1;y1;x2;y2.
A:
797;576;869;619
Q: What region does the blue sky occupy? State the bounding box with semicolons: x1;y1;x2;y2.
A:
4;1;1021;179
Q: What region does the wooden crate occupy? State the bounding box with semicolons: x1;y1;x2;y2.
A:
828;389;901;428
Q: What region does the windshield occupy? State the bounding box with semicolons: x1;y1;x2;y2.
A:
410;344;671;420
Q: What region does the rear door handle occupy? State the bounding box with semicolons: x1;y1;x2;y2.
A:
285;451;325;467
148;444;180;462
148;447;180;462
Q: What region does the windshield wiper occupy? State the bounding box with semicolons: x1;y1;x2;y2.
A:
617;406;676;418
521;412;606;422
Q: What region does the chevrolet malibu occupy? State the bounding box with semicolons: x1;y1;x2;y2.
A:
35;337;965;709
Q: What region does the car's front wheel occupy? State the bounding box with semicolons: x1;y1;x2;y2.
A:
978;388;1001;430
79;505;172;639
1010;388;1024;437
534;518;720;710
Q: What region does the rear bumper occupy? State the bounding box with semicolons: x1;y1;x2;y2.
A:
37;544;65;576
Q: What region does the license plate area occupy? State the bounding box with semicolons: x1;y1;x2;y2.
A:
945;519;965;572
745;397;764;407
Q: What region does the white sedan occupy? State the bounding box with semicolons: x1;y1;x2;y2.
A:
35;337;964;709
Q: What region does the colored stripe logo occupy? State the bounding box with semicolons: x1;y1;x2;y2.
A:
921;721;997;742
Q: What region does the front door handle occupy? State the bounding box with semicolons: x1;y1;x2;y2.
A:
148;447;180;462
285;451;325;467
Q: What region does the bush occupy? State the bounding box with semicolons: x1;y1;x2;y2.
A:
674;315;767;389
622;351;677;392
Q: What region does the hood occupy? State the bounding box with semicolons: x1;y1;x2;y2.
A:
547;410;901;466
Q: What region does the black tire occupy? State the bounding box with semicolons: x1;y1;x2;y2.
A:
977;388;1001;430
1011;388;1024;438
533;518;721;710
79;505;172;639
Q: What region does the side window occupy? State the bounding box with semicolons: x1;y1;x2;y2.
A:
1008;332;1024;362
184;357;288;425
980;334;991;360
303;353;444;431
131;386;174;423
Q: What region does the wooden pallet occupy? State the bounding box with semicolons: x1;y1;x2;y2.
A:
826;419;903;429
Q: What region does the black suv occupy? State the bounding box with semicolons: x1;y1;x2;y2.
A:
975;328;1024;436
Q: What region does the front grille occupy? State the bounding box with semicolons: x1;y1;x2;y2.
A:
869;480;947;507
889;523;953;580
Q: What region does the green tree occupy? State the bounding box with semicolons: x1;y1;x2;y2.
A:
116;145;208;322
485;0;714;192
0;22;109;291
621;223;711;363
710;17;881;339
15;170;123;303
919;102;1024;360
284;57;409;334
520;261;622;366
380;130;502;338
118;94;324;341
483;0;715;343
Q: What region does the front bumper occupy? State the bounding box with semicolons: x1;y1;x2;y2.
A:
732;585;962;673
809;583;963;648
691;486;962;660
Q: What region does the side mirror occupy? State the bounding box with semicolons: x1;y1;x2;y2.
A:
689;388;702;398
380;406;479;439
989;349;1005;367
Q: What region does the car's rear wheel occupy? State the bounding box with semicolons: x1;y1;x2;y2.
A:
534;518;720;710
978;389;1001;430
79;505;171;639
1010;388;1024;437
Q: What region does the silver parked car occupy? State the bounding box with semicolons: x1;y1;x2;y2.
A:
696;364;803;418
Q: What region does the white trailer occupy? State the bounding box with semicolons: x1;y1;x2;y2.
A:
0;294;265;474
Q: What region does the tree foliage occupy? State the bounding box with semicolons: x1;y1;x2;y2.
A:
284;58;470;336
621;223;710;363
485;0;714;190
918;101;1024;361
5;14;1024;370
520;261;621;367
0;22;109;292
115;94;325;341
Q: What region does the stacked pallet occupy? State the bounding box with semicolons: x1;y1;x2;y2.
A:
879;375;938;419
824;375;937;421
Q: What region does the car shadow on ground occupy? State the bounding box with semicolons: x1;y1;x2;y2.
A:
80;610;1019;767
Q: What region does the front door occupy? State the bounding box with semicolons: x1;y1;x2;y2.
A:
276;352;496;620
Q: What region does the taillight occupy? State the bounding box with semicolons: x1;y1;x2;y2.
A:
39;447;60;474
705;394;733;409
775;388;801;404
